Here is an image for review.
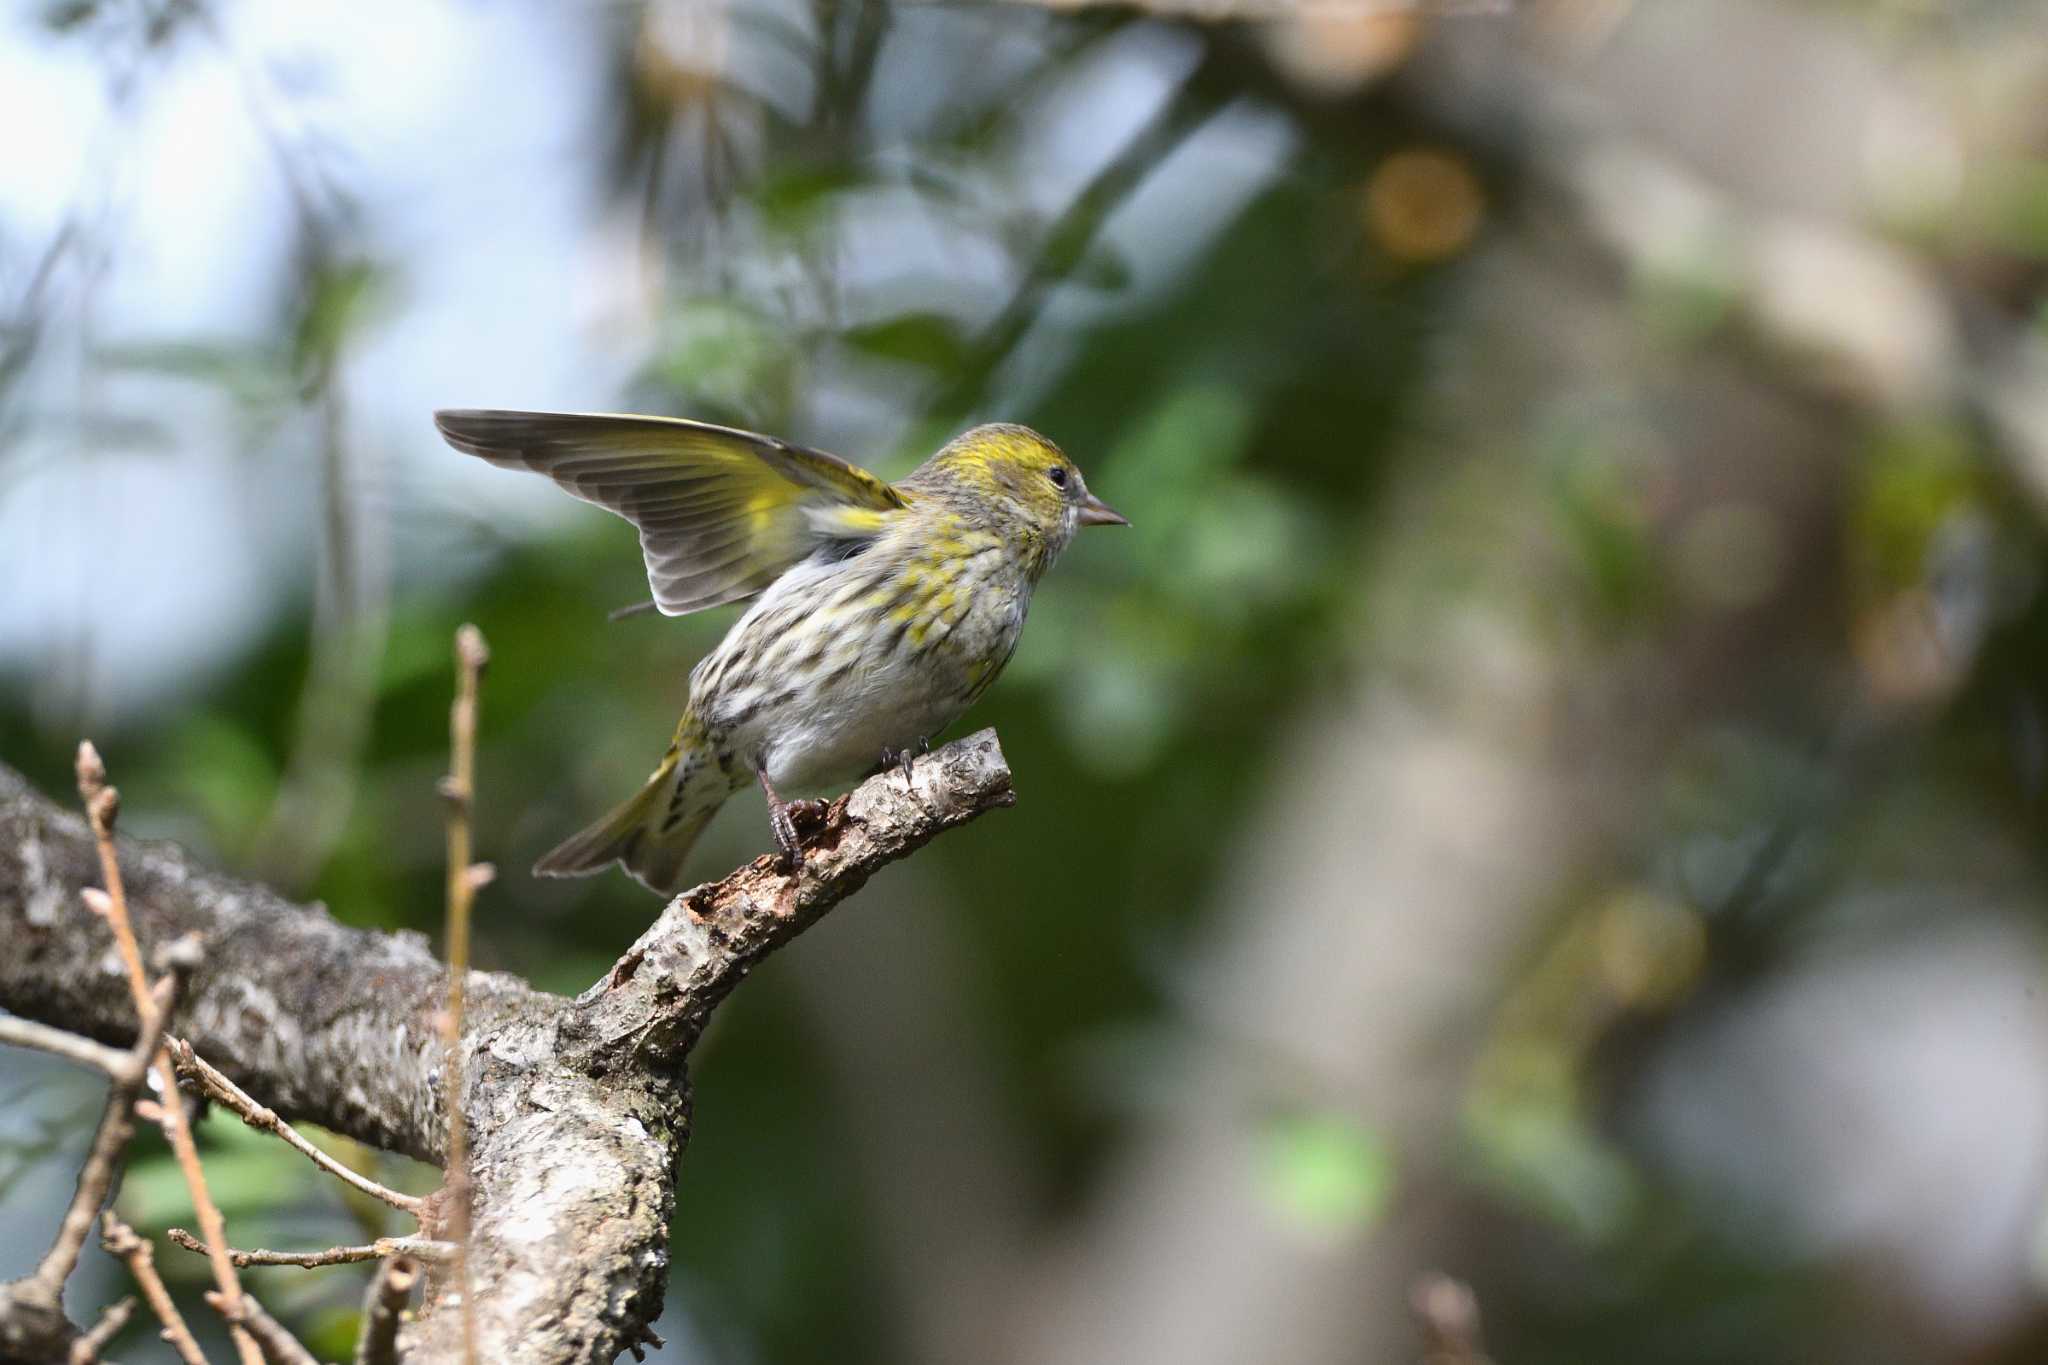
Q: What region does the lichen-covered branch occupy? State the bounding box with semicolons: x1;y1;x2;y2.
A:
0;729;1014;1363
562;728;1017;1077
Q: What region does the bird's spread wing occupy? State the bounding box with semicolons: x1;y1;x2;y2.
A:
435;410;906;615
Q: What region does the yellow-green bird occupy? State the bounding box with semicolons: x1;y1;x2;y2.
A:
434;410;1127;893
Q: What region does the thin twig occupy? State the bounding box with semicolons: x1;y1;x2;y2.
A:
29;970;178;1299
436;624;489;1365
101;1216;208;1365
351;1256;417;1365
0;1016;133;1077
168;1229;455;1269
74;745;149;1020
207;1288;319;1365
78;743;264;1365
149;1019;260;1364
67;1295;135;1364
168;1039;426;1216
1411;1272;1494;1365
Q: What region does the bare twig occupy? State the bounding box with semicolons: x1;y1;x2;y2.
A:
0;1015;133;1076
150;1010;260;1363
67;1295;135;1364
31;969;181;1299
74;744;149;1017
101;1216;208;1365
78;744;264;1365
169;1039;426;1216
207;1288;319;1365
168;1228;455;1269
352;1256;417;1365
436;624;488;1365
1411;1272;1494;1365
0;947;185;1360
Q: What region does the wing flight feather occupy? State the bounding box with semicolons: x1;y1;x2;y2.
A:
434;409;905;615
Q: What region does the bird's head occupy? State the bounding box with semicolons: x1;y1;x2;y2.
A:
911;423;1126;569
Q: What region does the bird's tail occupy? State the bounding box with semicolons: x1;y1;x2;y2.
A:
535;719;730;894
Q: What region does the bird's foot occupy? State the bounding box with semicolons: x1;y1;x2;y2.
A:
757;769;827;872
881;739;929;797
768;801;801;870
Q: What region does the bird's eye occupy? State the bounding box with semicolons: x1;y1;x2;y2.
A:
1046;466;1069;489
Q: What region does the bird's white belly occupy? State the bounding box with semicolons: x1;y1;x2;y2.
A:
693;549;1029;794
756;659;957;791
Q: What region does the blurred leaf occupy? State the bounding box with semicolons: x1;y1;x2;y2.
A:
0;1084;101;1204
1260;1111;1394;1237
292;259;392;379
1965;156;2048;259
755;162;864;233
1635;267;1738;344
1170;478;1325;613
842;311;968;370
96;339;295;421
1108;383;1253;524
1849;417;1978;601
1064;646;1181;777
647;298;795;424
1545;431;1666;630
380;604;474;697
119;1110;313;1229
41;0;99;32
1462;1041;1640;1242
158;713;279;853
300;1304;368;1361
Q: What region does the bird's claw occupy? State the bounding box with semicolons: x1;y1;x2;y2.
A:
882;739;929;796
757;766;827;872
770;797;827;872
770;804;802;870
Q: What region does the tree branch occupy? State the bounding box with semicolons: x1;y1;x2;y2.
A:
169;1039;425;1216
352;1256;417;1365
0;729;1015;1362
0;1016;133;1077
210;1287;319;1365
66;1294;133;1365
436;622;488;1365
77;746;263;1365
0;957;183;1362
167;1229;452;1269
100;1216;206;1365
31;969;182;1301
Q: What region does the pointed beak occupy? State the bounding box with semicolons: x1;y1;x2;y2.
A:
1078;493;1129;527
